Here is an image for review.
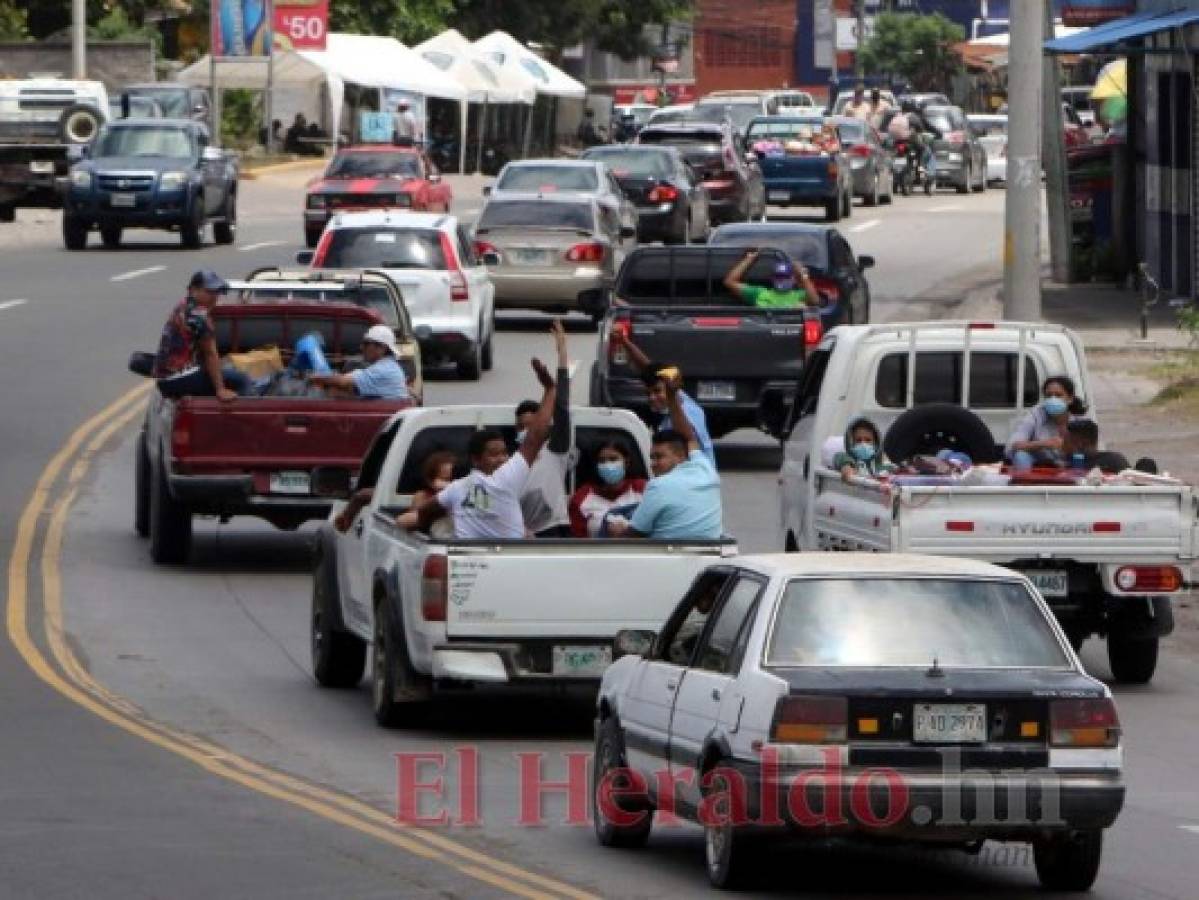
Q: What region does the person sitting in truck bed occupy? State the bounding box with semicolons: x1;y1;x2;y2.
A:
516;320;575;538
334;450;456;537
153;270;251;401
833;417;895;483
568;439;647;537
607;376;723;541
306;324;409;400
723;249;819;310
1005;375;1088;470
1063;419;1131;473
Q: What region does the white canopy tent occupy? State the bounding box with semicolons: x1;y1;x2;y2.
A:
472;31;586;100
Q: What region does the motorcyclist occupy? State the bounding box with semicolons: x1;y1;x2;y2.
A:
901;100;936;185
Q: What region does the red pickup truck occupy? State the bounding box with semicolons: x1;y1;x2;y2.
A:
132;282;420;564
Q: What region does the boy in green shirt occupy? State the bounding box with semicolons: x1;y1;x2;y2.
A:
723;248;820;309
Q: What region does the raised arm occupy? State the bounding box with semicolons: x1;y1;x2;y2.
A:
664;377;699;453
611;328;650;374
723;249;758;298
519;355;559;466
548;319;572;455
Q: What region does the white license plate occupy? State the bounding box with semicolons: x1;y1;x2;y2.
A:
697;380;736;401
1024;570;1069;598
29;160;55;174
913;703;987;743
512;248;553;265
768;190;790;202
269;471;311;495
109;193;136;207
551;645;612;677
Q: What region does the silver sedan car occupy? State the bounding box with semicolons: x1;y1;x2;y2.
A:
484;158;638;236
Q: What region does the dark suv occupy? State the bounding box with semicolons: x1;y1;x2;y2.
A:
635;123;765;224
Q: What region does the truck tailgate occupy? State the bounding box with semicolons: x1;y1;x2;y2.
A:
445;542;732;638
759;155;833;191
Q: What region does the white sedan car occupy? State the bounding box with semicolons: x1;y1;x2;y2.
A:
593;553;1124;890
968;114;1008;184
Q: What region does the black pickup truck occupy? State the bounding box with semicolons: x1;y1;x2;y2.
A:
589;246;822;439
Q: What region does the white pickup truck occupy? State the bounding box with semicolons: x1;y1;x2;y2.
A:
310;405;735;725
778;322;1197;684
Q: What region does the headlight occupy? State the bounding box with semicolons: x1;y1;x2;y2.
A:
307;194;327;209
70;170;92;189
160;171;188;189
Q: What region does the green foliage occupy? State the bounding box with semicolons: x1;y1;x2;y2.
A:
0;0;30;41
330;0;457;45
1178;304;1199;349
89;5;162;52
858;12;965;92
221;88;261;149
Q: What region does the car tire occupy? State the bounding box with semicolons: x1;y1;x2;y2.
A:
1106;633;1159;684
149;456;191;565
134;435;151;538
180;199;204;248
456;339;483;381
311;532;367;688
703;762;758;889
481;323;494;372
974;162;987;193
673;216;690;246
883;403;1002;465
866;173;879;207
0;202;15;222
593;717;653;848
957;165;971;194
371;595;425;728
59;103;102;145
842;189;852;218
824;196;841;223
100;224;122;248
213;192;236;245
1034;830;1103;892
62;213;88;250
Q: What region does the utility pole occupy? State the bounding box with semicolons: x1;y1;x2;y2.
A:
71;0;86;78
855;0;866;79
1041;0;1071;284
1002;0;1044;321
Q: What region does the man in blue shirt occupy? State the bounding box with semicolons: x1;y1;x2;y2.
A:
607;378;723;540
307;324;409;399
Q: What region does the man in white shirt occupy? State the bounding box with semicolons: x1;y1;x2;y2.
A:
516;320;574;537
392;99;421;146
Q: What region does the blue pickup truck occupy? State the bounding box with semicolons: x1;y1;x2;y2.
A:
745;116;853;222
63;119;237;250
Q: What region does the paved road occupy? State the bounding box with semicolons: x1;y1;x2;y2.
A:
3;166;1197;897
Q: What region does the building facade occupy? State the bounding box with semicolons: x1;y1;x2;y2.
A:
692;0;799;94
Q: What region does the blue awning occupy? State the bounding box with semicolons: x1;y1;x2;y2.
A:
1045;8;1199;54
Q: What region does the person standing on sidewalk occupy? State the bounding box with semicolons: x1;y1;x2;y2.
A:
392;99;422;146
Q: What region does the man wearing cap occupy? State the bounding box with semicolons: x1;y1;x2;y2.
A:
392;98;421;146
153;270;249;401
723;249;819;309
306;324;409;399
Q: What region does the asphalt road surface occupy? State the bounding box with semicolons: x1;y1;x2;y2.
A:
2;164;1196;898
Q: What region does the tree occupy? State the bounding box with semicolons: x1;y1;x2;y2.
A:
857;12;964;93
330;0;457;45
0;0;30;41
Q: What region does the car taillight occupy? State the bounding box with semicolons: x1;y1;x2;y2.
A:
566;242;605;263
848;144;871;157
896;142;907;154
1049;698;1120;748
827;161;839;178
438;232;470;301
771;695;847;744
1114;566;1182;592
648;184;679;203
803;317;823;348
609;317;631;361
170;406;193;459
474;239;498;257
421;554;448;621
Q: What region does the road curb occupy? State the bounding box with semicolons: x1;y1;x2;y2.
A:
239;157;327;180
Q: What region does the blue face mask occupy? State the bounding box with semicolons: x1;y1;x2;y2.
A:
851;441;876;462
1043;396;1068;417
597;461;626;485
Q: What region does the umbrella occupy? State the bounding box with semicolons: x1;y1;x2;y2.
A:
1091;58;1126;100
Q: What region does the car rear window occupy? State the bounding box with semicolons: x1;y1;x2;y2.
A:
926;106;966;133
583;149;673;178
236;285;399;327
318;228;447;270
618;248;789;305
768;578;1070;668
476;201;594;233
496;164;598;193
745;120;823;141
639;129;723;148
708;228;829;271
874;352;1040;409
327;152;421;179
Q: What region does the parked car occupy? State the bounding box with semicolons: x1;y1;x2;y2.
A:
636;123;766;224
303;145;451;247
922;104;988;193
709;221;874;327
304;210;495;380
581;144;710;244
594;552;1125;890
484;158;637;236
743;116;852;221
473;192;632;323
63;119;237;249
833;117;894;206
967;113;1008;184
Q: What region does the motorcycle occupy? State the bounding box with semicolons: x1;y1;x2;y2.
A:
890;139;912;196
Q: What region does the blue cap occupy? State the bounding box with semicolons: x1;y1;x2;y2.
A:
773;261;794;278
190;270;229;293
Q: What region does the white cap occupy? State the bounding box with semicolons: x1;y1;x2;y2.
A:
363;324;400;356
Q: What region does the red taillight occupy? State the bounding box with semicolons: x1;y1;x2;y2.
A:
565;242;605;263
803;317;823;348
648;184;679;203
170;406;193;459
848;144;871;158
968;321;996;329
421;554;448;621
609;318;631;360
1092;521;1121;533
771;695;847;744
945;520;975;532
438;232;469;301
896;142;907;154
474;239;498;258
1114;566;1182;593
1049;698;1120;748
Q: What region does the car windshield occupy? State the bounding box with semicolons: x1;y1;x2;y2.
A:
496;164;598;193
127;88;191;117
317;228;447;270
108;97;161;119
925;106;966;133
583;149;673;177
768;578;1071;668
746;120;823;141
692;103;759;131
237;285;399;327
476;200;594;232
327;153;421;179
710;228;829;271
95;125;193;158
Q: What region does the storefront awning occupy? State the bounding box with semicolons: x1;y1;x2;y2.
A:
1045;8;1199;54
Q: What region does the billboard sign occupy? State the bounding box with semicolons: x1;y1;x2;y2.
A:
212;0;272;57
1061;1;1135;27
274;0;329;52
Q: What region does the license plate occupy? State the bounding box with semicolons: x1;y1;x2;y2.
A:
913;703;986;743
768;190;790;202
29;160;55;174
109;193;136;208
697;380;736;401
551;645;612;677
269;471;311;495
1024;570;1069;598
512;248;552;265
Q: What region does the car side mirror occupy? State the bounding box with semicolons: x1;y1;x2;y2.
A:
311;466;353;499
613;629;656;660
858;254;875;270
481;251;501;266
128;351;155;378
296;250;314;265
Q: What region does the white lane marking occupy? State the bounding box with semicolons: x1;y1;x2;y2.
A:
110;265;166;282
0;299;28;311
851;220;880;233
1181;826;1199;835
929;204;961;213
239;240;286;252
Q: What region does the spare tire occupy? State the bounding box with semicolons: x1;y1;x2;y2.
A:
883;403;1002;465
60;104;102;145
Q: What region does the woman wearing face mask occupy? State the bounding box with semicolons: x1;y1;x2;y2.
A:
1006;375;1088;471
568;441;647;537
832;417;894;483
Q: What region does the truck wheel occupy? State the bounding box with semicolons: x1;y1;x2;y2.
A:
62;214;88;250
149;457;191;565
311;535;366;688
134;436;151;538
957;165;971;194
0;203;14;223
456;339;482;381
480;323;494;372
866;174;880;207
882;403;1002;466
213;193;236;245
824;196;841;222
703;761;759;889
1034;830;1103;892
59;103;102;145
100;224;122;249
371;597;424;727
1107;633;1159;684
842;189;852;218
593;717;653;848
180;200;204;248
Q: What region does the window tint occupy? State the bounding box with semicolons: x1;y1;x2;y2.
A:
659;572;732;666
237;285;398;327
695;577;762;673
318;228;446;270
96;125;192;158
477;201;594;232
789;347;831;425
356;420;402;491
620;247;790;305
830;237;854;271
496;164;598;193
327;152;421;179
709;228;829;271
875;352;1040;409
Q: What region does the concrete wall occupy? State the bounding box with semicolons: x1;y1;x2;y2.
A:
0;41;155;92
